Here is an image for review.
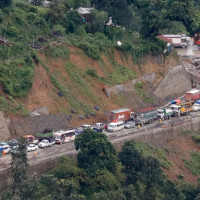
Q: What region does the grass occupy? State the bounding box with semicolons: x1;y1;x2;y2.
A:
184;152;200;175
192;133;200;144
44;46;69;60
134;142;172;169
65;62;99;103
0;95;29;116
134;82;155;104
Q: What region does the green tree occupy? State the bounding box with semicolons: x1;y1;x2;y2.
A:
119;141;144;184
89;9;108;33
62;10;82;33
142;156;164;200
75;129;118;175
9;137;28;197
18;176;40;200
163;180;186;200
0;0;12;8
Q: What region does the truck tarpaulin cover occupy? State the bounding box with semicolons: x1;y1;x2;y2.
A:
195;100;200;104
171;99;181;104
0;147;4;152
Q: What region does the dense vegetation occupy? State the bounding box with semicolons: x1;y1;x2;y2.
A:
0;0;199;104
2;130;200;200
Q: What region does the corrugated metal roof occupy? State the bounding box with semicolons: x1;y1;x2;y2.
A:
77;7;93;14
185;89;200;94
163;34;182;38
111;108;130;113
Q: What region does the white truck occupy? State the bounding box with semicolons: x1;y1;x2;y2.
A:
157;108;174;120
38;139;55;149
163;34;188;48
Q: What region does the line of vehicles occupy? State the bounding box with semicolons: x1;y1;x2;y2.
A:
1;88;200;156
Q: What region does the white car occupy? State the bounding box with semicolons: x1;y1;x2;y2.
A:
0;142;11;154
81;124;91;129
27;144;38;152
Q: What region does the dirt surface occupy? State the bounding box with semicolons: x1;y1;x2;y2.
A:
163;134;200;185
16;46;179;128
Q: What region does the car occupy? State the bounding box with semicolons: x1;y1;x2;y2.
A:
93;127;103;133
11;145;19;155
0;142;11;154
81;124;91;129
124;121;135;129
27;144;38;152
7;139;18;147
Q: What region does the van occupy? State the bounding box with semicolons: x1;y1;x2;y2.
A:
107;121;124;132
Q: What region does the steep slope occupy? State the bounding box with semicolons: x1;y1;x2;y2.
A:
17;46;179;118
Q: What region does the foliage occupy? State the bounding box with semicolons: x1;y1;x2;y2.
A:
134;82;155;104
184;152;200;175
44;46;69;59
75;129;118;175
0;0;12;9
9;137;28;197
192;133;200;144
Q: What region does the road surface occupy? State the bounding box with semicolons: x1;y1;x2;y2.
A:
176;41;200;57
0;112;199;172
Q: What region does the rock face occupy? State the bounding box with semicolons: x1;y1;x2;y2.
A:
154;65;192;99
0;112;10;141
104;73;156;98
8;114;72;138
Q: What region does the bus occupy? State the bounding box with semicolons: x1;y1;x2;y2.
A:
53;129;75;144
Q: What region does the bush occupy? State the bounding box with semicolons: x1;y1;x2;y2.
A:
86;68;98;77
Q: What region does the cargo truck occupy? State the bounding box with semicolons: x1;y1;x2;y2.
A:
133;108;157;126
184;89;200;101
170;101;193;117
107;108;134;122
163;34;188;48
157;108;173;120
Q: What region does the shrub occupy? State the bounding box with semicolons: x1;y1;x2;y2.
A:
86;68;98;77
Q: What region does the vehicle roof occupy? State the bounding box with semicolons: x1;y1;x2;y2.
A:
24;135;34;138
54;129;75;135
163;34;182;38
109;121;124;125
185;88;200;94
111;108;130;113
170;104;181;108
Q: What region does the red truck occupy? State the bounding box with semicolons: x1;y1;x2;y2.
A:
194;34;200;46
106;108;134;122
184;89;200;101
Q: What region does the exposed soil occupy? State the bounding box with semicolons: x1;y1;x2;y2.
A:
163;134;200;185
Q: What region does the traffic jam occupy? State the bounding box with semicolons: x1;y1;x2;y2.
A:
1;88;200;157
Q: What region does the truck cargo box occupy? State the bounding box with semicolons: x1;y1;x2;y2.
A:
185;89;200;101
107;108;134;122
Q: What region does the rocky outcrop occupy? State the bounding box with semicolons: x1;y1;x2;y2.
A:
154;65;192;99
104;73;156;98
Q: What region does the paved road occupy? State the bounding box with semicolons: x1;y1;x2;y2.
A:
176;41;200;57
0;112;199;172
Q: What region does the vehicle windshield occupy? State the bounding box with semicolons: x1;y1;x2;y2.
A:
108;125;115;128
55;135;61;140
157;111;163;114
127;122;133;124
42;140;48;143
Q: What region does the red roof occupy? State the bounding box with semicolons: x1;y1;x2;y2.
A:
156;35;172;43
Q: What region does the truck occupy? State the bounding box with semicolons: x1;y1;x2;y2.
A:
163;34;188;48
184;88;200;101
170;101;193;117
35;129;54;141
133;107;157;126
23;135;38;144
194;33;200;47
157;108;174;120
106;108;134;122
38;138;55;149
